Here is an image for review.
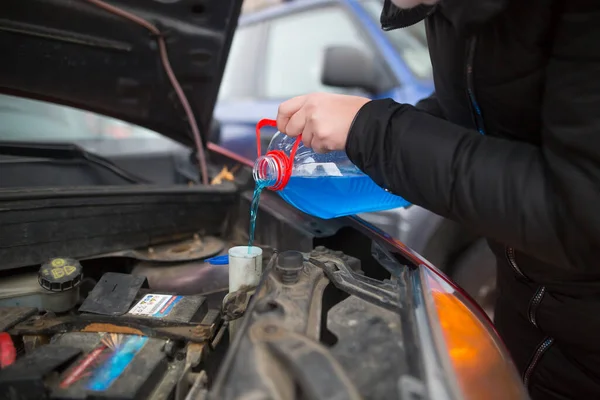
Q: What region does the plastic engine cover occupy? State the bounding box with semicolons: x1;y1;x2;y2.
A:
209;247;411;400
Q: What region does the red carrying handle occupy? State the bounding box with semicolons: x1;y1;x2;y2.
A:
255;119;302;191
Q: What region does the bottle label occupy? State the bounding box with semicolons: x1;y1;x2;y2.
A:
295;162;343;177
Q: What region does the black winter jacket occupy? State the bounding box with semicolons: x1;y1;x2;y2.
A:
346;0;600;397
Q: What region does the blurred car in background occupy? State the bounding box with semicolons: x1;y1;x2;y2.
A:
213;0;497;315
215;0;433;160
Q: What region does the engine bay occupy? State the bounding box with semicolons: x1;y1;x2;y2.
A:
0;232;415;400
0;165;426;400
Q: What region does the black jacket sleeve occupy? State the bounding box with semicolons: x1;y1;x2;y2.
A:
414;92;444;119
346;10;600;272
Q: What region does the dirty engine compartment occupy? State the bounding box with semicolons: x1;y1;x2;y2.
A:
0;185;419;400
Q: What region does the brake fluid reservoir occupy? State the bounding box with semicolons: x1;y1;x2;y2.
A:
253;119;410;219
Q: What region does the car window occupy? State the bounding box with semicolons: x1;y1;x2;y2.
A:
360;0;432;81
0;94;174;144
262;6;371;99
218;24;263;101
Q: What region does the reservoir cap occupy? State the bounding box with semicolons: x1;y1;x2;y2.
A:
276;251;304;284
38;257;83;292
277;251;304;270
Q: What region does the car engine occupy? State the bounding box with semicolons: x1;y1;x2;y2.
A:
0;236;414;400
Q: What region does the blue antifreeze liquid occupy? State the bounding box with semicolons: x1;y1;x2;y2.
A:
278;175;409;219
248;180;267;251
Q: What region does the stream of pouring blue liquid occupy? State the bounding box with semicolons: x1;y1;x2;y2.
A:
248;179;267;252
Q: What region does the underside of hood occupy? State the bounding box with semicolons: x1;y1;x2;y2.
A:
0;0;244;148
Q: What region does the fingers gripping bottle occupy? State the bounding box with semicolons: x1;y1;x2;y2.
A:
253;119;410;219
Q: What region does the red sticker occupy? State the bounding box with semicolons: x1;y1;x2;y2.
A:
60;344;107;388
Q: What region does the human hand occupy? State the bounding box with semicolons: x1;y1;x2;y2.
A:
276;93;370;153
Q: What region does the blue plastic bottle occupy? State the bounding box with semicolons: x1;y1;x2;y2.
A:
253;119;410;219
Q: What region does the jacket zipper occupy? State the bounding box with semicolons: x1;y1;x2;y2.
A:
465;37;486;135
507;246;551;385
505;246;528;279
523;337;554;388
507;247;548;325
528;286;546;328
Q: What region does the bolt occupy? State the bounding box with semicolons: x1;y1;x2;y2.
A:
163;340;176;357
275;251;304;284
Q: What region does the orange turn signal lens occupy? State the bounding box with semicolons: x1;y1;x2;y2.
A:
423;268;528;400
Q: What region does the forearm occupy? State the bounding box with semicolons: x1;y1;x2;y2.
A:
346;99;586;270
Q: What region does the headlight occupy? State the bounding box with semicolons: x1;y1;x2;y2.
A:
421;266;528;400
349;216;529;399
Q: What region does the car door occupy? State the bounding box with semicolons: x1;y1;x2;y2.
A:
214;2;380;161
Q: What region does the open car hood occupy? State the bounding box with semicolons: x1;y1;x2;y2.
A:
0;0;243;148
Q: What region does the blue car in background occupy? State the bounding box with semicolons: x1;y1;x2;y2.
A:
215;0;434;159
214;0;497;316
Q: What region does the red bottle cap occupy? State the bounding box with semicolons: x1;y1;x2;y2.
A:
255;119;302;191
